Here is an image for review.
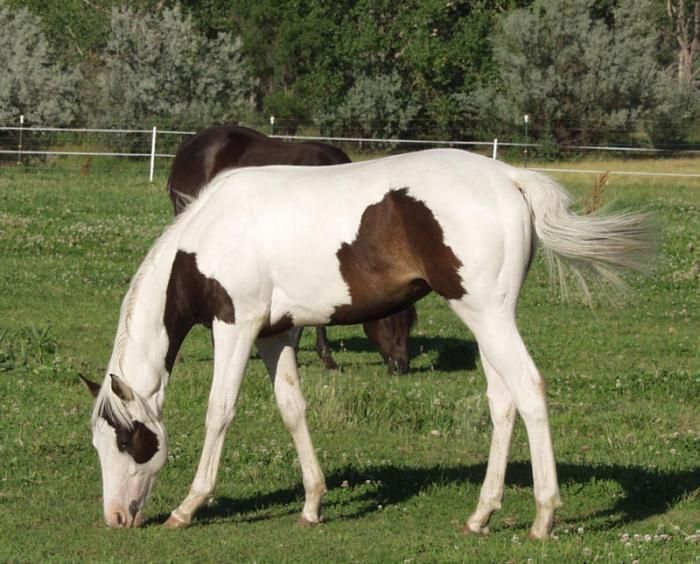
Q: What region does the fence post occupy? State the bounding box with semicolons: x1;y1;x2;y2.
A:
149;126;157;182
492;138;498;160
17;115;24;165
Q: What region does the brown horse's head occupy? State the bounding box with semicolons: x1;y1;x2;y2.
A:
363;308;417;374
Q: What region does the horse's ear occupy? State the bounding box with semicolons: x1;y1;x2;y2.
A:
110;374;135;402
80;375;101;399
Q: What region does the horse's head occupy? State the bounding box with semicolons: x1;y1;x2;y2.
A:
363;307;417;375
82;374;168;527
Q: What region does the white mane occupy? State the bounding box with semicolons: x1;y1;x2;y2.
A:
93;177;228;428
92;384;134;429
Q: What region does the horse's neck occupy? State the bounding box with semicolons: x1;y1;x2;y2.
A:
107;240;178;414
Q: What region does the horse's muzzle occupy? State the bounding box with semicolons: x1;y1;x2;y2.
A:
106;503;144;528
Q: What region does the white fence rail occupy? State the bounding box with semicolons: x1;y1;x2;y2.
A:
1;125;699;181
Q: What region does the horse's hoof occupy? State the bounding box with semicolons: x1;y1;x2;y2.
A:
462;523;489;536
528;528;550;541
323;358;339;370
163;514;189;529
297;515;322;528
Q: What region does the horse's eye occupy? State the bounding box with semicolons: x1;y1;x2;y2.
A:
116;432;132;451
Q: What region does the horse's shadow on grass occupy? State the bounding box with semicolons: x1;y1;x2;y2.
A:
152;461;699;531
328;336;479;373
186;335;478;373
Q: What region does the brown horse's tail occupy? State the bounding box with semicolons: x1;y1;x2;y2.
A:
512;169;656;302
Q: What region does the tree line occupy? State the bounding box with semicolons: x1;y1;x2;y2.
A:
2;0;699;151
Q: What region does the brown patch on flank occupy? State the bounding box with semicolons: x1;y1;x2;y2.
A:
331;188;464;324
163;251;236;371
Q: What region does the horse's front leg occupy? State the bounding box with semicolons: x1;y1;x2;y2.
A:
165;320;260;528
314;327;338;370
257;331;326;525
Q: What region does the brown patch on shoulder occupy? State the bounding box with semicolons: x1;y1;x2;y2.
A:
331;189;464;324
163;251;236;370
165;251;235;325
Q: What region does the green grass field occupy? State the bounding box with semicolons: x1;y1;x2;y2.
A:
0;159;698;562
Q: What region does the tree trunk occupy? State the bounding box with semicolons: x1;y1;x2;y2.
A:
666;0;700;83
667;0;700;83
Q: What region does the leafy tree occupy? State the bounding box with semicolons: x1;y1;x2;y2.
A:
308;0;521;139
6;0;111;64
648;79;700;146
262;92;309;135
172;0;521;139
88;5;254;135
0;1;80;127
187;0;350;131
470;0;662;146
647;0;700;146
317;72;419;143
7;0;691;148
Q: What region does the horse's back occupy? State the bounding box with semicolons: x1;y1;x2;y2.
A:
167;125;351;213
186;149;527;250
167;125;243;204
206;148;524;222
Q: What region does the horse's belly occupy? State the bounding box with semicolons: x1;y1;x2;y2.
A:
268;273;351;327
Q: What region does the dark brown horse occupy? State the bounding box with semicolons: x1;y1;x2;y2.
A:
167;125;416;373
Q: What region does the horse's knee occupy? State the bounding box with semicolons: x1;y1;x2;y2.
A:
276;381;307;431
205;399;236;430
487;398;516;428
512;383;549;424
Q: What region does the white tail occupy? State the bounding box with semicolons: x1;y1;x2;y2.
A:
513;169;655;302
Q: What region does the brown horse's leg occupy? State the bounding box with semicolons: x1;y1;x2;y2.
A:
315;327;338;370
290;327;338;370
291;327;304;350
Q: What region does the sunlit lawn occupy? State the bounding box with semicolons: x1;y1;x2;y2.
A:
0;157;698;562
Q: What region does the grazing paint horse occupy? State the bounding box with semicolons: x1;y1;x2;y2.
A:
82;149;652;538
167;124;416;373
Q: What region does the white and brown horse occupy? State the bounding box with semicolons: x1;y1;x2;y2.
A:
167;124;416;373
82;149;652;538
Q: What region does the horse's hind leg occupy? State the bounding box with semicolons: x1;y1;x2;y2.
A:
257;331;327;525
451;300;561;539
463;355;516;535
